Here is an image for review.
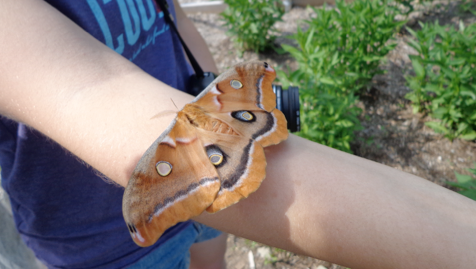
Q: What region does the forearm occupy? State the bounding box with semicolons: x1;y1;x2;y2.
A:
195;135;476;268
0;0;194;186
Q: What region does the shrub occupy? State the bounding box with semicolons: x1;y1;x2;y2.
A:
405;21;476;140
221;0;284;53
278;0;404;152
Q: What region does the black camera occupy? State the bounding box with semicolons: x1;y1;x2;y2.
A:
188;72;217;97
272;85;300;133
188;72;301;133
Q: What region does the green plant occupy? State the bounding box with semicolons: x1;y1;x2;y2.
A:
278;0;403;152
301;0;405;93
277;50;363;152
460;0;476;14
405;21;476;140
221;0;284;53
447;163;476;201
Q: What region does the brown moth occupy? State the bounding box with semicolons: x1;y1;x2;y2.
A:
123;61;289;247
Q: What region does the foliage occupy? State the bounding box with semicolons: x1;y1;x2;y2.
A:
405;21;476;140
279;65;362;152
278;0;404;152
221;0;284;53
299;0;405;92
447;163;476;201
460;0;476;14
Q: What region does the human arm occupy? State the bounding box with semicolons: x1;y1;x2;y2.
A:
0;0;215;186
0;0;190;186
1;1;476;268
196;135;476;268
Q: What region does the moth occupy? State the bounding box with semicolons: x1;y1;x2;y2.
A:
123;61;289;247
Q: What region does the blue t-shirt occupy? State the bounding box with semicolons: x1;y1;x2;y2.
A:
0;0;194;268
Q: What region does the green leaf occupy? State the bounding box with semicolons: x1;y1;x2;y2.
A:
446;182;469;190
362;55;384;62
320;77;336;85
459;20;466;32
411;59;425;78
461;131;476;140
425;121;449;134
470;112;476;120
455;171;474;184
459;190;476;200
432;107;447;119
461;90;476;100
448;58;466;66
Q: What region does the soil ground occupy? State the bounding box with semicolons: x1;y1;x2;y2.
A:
179;1;476;268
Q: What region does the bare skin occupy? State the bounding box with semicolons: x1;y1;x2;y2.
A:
1;0;476;268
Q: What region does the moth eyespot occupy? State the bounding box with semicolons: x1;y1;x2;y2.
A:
231;111;255;122
156;161;172;177
241;112;253;121
205;145;226;167
209;154;224;166
230;80;243;89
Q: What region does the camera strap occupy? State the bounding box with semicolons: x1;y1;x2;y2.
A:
155;0;205;78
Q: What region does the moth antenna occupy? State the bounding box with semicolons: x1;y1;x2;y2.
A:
170;98;178;110
150;110;177;119
150;98;180;119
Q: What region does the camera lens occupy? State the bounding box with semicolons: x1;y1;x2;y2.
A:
188;72;217;96
273;85;301;132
